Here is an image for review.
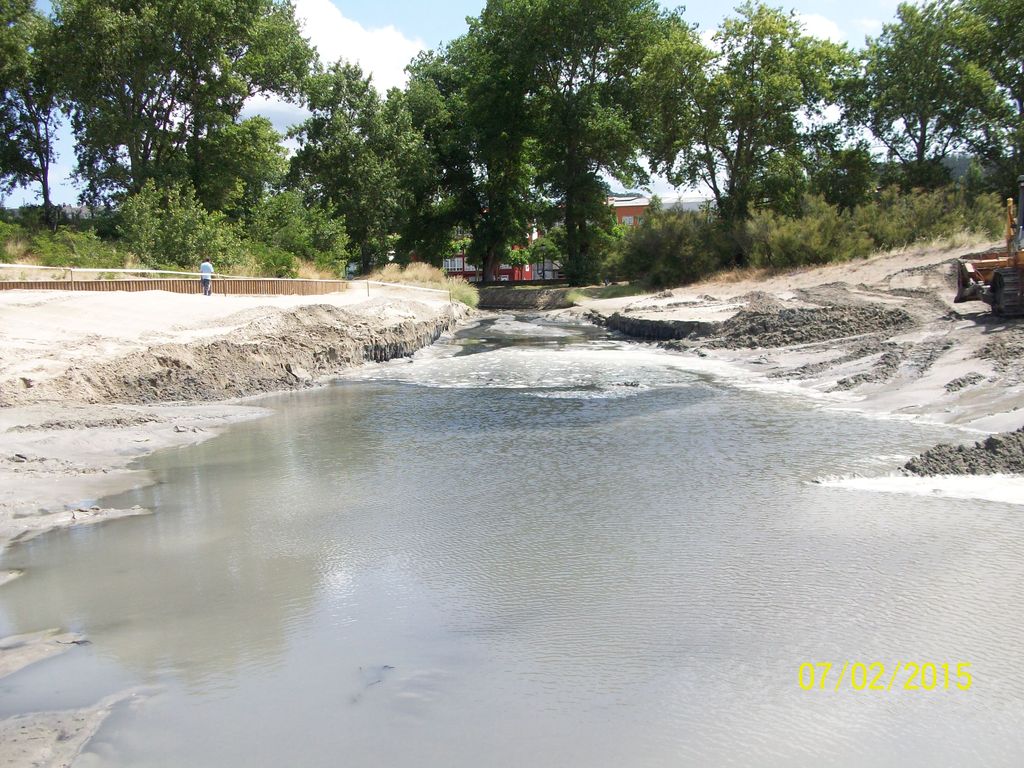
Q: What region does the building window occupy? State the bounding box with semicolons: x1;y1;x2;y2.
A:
622;215;634;225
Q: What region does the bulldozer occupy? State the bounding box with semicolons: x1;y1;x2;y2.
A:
955;175;1024;316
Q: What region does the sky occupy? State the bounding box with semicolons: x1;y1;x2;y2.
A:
9;0;907;207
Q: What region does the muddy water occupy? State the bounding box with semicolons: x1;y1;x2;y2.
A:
2;317;1024;767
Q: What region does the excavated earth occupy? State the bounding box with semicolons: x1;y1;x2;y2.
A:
577;242;1024;477
904;428;1024;476
1;301;463;407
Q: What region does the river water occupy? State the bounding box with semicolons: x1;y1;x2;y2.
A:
1;316;1023;767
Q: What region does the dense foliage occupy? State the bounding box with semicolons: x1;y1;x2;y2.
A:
1;0;1023;284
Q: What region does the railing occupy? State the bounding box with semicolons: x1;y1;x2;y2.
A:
0;264;454;301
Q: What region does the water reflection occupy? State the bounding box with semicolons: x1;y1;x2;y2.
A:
0;317;1022;767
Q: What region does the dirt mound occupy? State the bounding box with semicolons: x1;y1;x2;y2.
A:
904;428;1024;476
0;302;462;407
709;304;915;349
945;372;986;393
7;414;161;432
977;330;1024;380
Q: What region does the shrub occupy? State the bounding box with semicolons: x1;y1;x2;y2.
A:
854;187;1003;250
0;220;32;263
244;241;298;278
245;191;349;276
0;220;29;245
621;209;732;288
746;195;874;268
119;181;242;271
30;228;124;268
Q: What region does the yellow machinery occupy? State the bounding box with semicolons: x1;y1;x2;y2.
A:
955;175;1024;316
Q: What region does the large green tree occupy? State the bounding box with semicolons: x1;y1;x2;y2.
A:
859;1;993;189
645;2;854;230
191;116;288;220
54;0;313;204
479;0;669;284
960;0;1024;193
289;62;418;273
402;14;537;281
1;0;62;226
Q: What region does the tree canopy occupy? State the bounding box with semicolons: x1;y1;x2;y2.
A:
3;0;1024;283
53;0;313;203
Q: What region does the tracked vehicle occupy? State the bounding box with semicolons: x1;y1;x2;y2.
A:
955;175;1024;316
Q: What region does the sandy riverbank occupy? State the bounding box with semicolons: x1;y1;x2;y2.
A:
0;284;468;766
566;240;1024;473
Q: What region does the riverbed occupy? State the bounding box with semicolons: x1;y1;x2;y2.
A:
1;316;1022;767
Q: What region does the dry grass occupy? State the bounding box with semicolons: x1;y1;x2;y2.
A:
368;262;479;307
296;260;340;280
705;265;776;284
704;229;998;287
4;238;35;264
905;229;995;254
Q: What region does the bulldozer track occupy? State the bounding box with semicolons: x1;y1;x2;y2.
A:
993;268;1024;317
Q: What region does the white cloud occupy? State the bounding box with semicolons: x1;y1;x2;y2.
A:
295;0;426;93
796;13;846;43
699;26;721;53
852;18;884;38
244;0;426;135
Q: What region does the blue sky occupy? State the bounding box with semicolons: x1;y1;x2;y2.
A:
10;0;907;206
335;0;902;49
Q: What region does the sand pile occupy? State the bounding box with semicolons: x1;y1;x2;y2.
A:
904;428;1024;476
0;289;469;554
0;297;464;407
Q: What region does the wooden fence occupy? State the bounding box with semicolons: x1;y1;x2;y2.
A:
0;277;348;296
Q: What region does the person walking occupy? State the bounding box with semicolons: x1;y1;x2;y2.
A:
199;257;214;296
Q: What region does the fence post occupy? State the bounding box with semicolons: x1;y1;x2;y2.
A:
366;280;370;297
69;268;74;290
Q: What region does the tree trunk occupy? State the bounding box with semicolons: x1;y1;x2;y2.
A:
564;186;580;284
41;180;54;232
360;244;372;276
483;247;499;282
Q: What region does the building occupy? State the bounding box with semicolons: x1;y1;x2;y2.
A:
607;193;713;227
442;253;535;282
608;194;650;227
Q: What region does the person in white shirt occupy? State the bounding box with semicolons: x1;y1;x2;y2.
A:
199;258;214;296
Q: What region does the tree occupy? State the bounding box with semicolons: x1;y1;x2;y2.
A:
960;0;1024;193
498;0;669;284
808;144;877;212
191;117;288;220
645;2;855;233
54;0;313;204
402;16;537;281
0;0;32;194
290;63;422;274
245;190;349;275
1;1;62;227
859;1;992;190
